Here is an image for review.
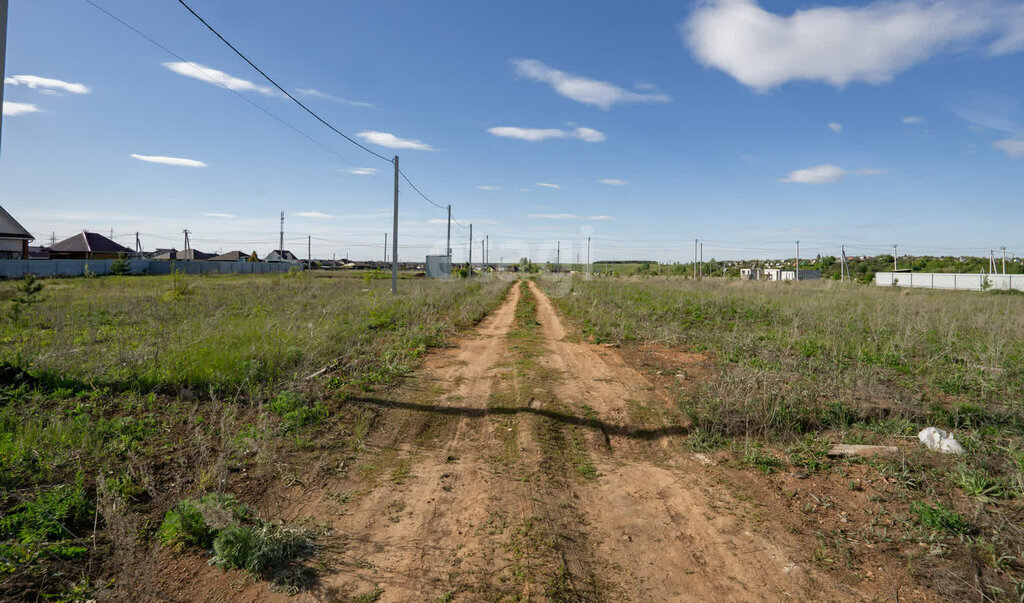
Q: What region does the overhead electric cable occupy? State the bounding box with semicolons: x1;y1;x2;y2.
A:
174;0;393;164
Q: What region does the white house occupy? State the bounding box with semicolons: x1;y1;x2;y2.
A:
0;205;34;259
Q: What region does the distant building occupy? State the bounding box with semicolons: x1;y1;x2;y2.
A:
740;268;763;280
0;205;34;259
49;231;133;260
264;249;299;262
744;268;820;281
151;248;215;261
210;250;251;262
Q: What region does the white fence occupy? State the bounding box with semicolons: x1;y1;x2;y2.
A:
875;272;1024;292
0;259;299;279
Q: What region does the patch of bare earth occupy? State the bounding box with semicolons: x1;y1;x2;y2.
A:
151;280;921;601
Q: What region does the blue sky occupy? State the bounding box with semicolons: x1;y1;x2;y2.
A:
2;0;1023;263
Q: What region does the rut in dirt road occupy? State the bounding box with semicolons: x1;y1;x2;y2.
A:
176;279;869;602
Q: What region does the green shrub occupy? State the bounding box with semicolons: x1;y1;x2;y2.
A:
269;391;328;432
109;255;131;276
0;473;91;543
210;522;312;576
158;500;214;549
743;445;784;474
910;500;970;534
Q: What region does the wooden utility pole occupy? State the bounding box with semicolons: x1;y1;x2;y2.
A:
391;156;399;294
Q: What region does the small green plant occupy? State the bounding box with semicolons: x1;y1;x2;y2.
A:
743;444;784;474
210;522;313;576
83;263;95;278
953;465;1009;502
158;499;215;549
109;254;131;275
0;473;91;544
268;391;328;432
6;273;44;321
910;500;969;534
163;267;191;301
688;427;726;452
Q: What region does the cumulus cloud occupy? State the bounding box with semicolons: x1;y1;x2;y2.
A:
295;88;374;108
341;167;378;175
902;115;926;124
682;0;1024;91
536;183;561;189
994;139;1024;157
829;122;843;132
512;59;670;109
5;75;90;94
356;131;436;150
204;213;236;218
477;185;501;190
163;61;275;95
2;101;40;116
780;164;847;184
598;179;628;186
529;213;615;220
130;154;207;168
487;126;605;143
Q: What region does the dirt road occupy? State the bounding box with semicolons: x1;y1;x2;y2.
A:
159;279;874;601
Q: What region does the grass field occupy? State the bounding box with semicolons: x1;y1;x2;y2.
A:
0;271;511;599
542;276;1024;600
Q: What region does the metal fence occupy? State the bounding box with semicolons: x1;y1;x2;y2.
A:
424;255;452;280
0;259;300;279
875;271;1024;292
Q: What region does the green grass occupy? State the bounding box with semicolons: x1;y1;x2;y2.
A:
0;271;512;599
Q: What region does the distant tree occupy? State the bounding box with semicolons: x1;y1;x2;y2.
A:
109;254;131;275
7;274;44;322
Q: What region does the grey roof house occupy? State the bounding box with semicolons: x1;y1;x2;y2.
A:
0;205;34;259
49;231;133;260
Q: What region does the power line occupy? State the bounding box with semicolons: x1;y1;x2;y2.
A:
175;0;393;164
398;169;446;210
82;0;366;170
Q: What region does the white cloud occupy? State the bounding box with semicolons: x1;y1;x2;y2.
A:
536;182;561;189
828;122;843;133
477;185;501;191
512;59;671;109
162;62;275;95
356;131;436;150
487;126;605;143
341;167;378;176
780;164;847;184
295;88;374;108
2;101;40;116
529;213;615;220
902;115;926;125
994;139;1024;157
5;75;90;94
681;0;1023;91
204;213;236;218
130;154;207;168
295;211;334;218
598;178;628;186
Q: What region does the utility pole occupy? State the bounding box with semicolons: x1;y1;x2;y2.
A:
694;239;698;278
0;0;8;159
183;229;191;255
587;237;591;277
485;235;489;265
556;241;560;273
391;156;399;294
307;235;311;267
990;250;996;274
840;245;847;282
892;244;898;271
795;240;800;281
446;204;452;264
279;212;284;254
1001;246;1007;275
468;223;473;276
135;232;141;254
480;239;484;268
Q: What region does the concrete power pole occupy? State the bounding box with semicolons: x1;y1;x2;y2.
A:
0;0;7;159
391;156;399;294
468;223;473;276
279;212;284;254
795;240;800;281
1001;246;1007;275
893;244;898;271
587;236;591;278
307;235;311;267
693;239;697;279
990;250;996;274
485;235;489;266
480;240;484;271
556;241;560;273
446;205;451;263
841;245;847;282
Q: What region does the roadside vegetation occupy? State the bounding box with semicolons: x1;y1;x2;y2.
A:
0;271;510;599
543;275;1024;600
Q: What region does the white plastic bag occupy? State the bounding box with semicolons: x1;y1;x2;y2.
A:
918;427;964;455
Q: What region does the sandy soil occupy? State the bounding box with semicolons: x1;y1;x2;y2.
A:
141;280;911;602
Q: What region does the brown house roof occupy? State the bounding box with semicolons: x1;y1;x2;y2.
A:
50;231;134;254
0;205;33;241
